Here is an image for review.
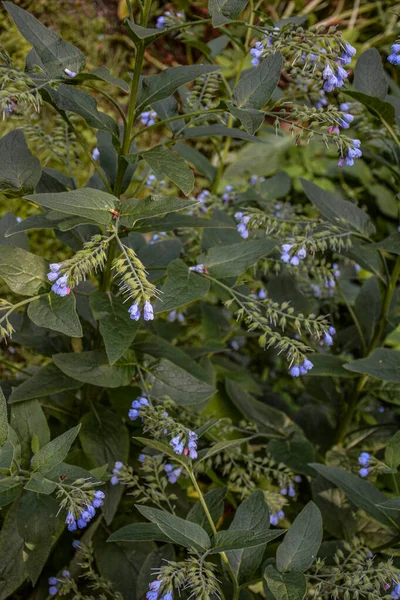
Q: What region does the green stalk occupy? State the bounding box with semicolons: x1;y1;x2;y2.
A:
187;469;240;599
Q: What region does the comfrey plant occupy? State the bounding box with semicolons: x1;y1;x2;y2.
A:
2;1;400;599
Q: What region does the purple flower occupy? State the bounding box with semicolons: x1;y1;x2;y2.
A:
48;577;58;585
340;113;354;129
167;468;182;484
62;570;70;578
290;365;300;377
146;592;159;600
72;540;80;549
140;111;157;126
77;518;87;529
128;302;141;321
161;594;173;600
270;513;279;526
324;333;333;346
149;580;162;591
359;467;369;477
92;147;100;160
49;586;58;596
156;15;166;28
143;301;154;321
189;264;205;273
303;359;313;371
111;475;119;485
129;408;140;420
358;452;370;467
290;256;300;266
64;68;76;77
51;274;71;297
114;461;123;472
297;247;306;259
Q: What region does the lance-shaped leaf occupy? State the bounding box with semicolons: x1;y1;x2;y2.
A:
209;0;249;26
199;438;249;462
25;189;116;225
264;565;307;600
108;523;171;543
119;195;198;227
75;67;129;92
4;2;85;77
30;425;81;473
0;130;42;197
155;259;210;313
344;349;400;382
27;292;82;337
210;529;284;553
198;239;277;278
345;91;395;125
227;105;265;135
0;245;48;296
150;359;215;405
187;488;226;536
9;363;82;404
136;505;211;551
124;20;165;47
136;64;220;112
276;501;322;573
140;145;194;195
181;124;263;143
233;53;283;110
0;389;8;449
353;48;388;100
173;143;217;182
53;349;136;388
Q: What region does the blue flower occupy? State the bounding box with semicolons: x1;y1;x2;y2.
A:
64;68;76;77
340;113;354;129
48;577;58;585
111;475;119;485
358;451;370;467
72;540;80;549
129;408;140;420
143;301;154;321
170;436;184;455
359;467;369;477
77;518;87;529
161;594;173;600
324;333;333;346
270;513;279;526
146;592;159;600
114;461;123;472
62;570;70;578
189;264;205;273
140;111;157;126
149;580;162;591
288;484;295;497
290;365;300;377
51;274;71;297
338;139;362;167
128;302;141;321
167;468;182;484
49;585;59;596
92;147;100;160
388;43;400;65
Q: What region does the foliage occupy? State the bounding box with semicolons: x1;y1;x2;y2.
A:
1;1;400;599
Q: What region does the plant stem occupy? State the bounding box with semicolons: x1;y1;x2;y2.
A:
187;469;240;598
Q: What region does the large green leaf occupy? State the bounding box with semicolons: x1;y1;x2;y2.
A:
209;0;249;25
30;425;80;474
373;233;400;255
276;501;322;573
136;505;211;551
354;277;381;346
353;48;388;100
135;213;235;232
45;85;119;137
304;354;358;378
140;145;194;195
173;143;217;183
155;259;210;313
107;523;170;543
0;245;47;296
0;130;41;196
210;529;284;553
227;490;272;585
228;105;265;135
187;488;226;536
310;463;394;527
181;124;263;143
53;349;136;388
300;179;375;234
27;292;82;337
345;91;395;125
344;349;400;382
119;195;198;227
90;291;139;364
385;431;400;470
233;53;283;109
199;239;277;278
9;363;82;404
25;189;116;225
264;565;306;600
0;389;7;449
150;359;215;405
10;401;50;467
136;65;219;111
0;500;26;599
4;2;85;77
79;408;129;468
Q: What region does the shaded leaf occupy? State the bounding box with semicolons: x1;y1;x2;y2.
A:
264;565;306;600
0;245;47;296
0;130;41;196
9;363;82;404
233;54;283;109
209;0;249;26
344;349;400;382
155;259;210;313
199;239;277;278
107;523;170;543
141;145;194;195
276;501;322;573
31;425;81;474
53;349;136;388
27;292;82;337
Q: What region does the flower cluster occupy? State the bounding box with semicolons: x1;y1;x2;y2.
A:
146;580;172;600
338;138;362;167
164;463;182;484
170;430;198;459
140;110;157;126
289;358;314;377
156;10;184;29
358;451;371;477
128;395;149;421
388;42;400;65
128;300;154;321
47;264;71;296
222;184;233;202
64;489;105;531
168;310;185;323
111;461;124;485
234;212;250;239
148;557;219;600
280;243;307;266
270;509;285;526
48;571;70;596
322;326;336;347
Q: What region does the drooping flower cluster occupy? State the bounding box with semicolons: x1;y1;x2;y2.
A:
222;184;233;202
358;451;371;477
148;557;219;600
156;10;184;29
64;489;105;532
388;42;400;65
128;300;154;321
270;509;285;526
110;461;124;485
47;264;71;297
280;243;307;266
234;212;250;239
338;138;362;167
170;430;198;459
289;358;314;377
146;579;172;600
322;326;336;347
140;110;157;126
48;571;70;596
164;463;182;484
280;482;296;497
128;395;149;421
168;310;185;323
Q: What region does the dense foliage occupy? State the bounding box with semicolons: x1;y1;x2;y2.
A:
1;0;400;598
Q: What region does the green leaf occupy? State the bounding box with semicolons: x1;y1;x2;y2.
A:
304;354;358;378
344;349;400;382
385;431;400;469
4;2;85;77
199;239;277;278
345;90;395;124
150;359;215;405
226;490;273;585
228;105;265;135
373;233;400;255
135;213;235;232
30;424;81;474
0;212;28;249
267;438;315;477
23;473;57;495
107;523;170;543
0;388;7;449
233;54;283;109
187;488;226;536
76;66;129;92
260;171;291;202
0;441;14;472
0;500;26;599
137;64;220;111
0;245;47;296
26;188;116;225
354;277;381;346
140;145;194;195
10;400;50;467
264;565;307;600
181;124;263;143
211;529;284;553
124;20;165;47
9;363;82;403
209;0;249;25
27;292;82;337
353;48;388;100
79;408;129;468
119;194;198;227
341;238;386;282
300;179;375;234
310;463;394;527
136;505;211;551
53;349;136;387
199;438;249;462
0;130;41;197
90;291;139;364
0;478;22;510
155;259;210;313
45;84;119;137
276;501;322;573
173;143;217;183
